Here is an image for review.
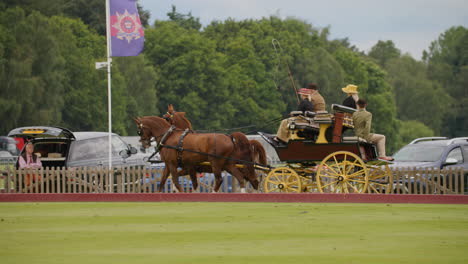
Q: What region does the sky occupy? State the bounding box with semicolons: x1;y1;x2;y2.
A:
138;0;468;60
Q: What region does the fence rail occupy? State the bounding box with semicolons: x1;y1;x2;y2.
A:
391;167;466;195
0;166;465;194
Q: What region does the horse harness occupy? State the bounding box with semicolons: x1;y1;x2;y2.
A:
149;127;270;170
176;128;192;167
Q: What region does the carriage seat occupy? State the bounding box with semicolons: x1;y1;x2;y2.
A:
342;136;367;143
332;104;357;114
313;110;333;123
289;110;316;118
290;121;320;131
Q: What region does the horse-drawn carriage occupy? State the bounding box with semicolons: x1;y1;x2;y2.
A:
135;104;392;194
258;104;393;194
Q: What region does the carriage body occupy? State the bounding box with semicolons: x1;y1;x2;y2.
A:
272;140;378;163
259;104;392;194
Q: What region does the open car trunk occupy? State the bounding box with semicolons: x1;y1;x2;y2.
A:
8;126;75;169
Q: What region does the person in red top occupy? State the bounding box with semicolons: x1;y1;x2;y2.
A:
18;142;42;185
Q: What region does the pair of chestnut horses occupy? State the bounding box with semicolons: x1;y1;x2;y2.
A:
134;105;267;193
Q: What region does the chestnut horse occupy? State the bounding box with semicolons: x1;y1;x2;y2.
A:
134;116;259;193
162;105;268;168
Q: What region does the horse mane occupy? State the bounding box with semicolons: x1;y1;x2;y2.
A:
164;104;193;130
140;116;171;131
172;112;193;130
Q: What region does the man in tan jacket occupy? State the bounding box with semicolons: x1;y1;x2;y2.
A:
352;99;392;161
307;83;326;112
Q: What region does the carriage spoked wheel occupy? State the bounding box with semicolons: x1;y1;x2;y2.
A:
316;151;369;193
367;162;393;193
262;167;302;193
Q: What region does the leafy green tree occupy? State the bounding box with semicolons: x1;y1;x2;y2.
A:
368;40;401;67
384;55;452;134
1;0;150;35
166;5;201;31
0;8;67;133
396;120;435;151
144;21;229;129
113;55;159;134
425;26;468;137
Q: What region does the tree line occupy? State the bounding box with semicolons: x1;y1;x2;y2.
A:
1;1;467;153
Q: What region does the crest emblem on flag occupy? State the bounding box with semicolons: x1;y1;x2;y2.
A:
111;9;143;43
109;0;144;57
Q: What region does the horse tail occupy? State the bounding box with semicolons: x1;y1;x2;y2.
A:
249;140;268;166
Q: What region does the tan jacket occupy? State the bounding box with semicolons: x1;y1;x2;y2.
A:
352;109;373;142
310;91;326;112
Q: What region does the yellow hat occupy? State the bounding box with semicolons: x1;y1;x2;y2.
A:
342;84;358;94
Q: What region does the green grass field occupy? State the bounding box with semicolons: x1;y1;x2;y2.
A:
1;202;467;264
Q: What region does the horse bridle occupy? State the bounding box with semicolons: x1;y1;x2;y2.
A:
136;123;152;147
137;122;175;151
162;111;176;125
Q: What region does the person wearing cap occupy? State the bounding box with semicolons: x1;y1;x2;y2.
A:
307;83;326;112
352;99;392;161
296;88;314;113
275;88;314;142
342;84;359;109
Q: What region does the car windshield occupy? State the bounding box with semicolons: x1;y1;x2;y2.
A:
68;135;128;162
392;145;445;162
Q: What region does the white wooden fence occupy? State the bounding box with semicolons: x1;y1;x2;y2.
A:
0;166;465;194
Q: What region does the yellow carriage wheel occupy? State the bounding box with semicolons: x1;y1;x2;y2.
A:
367;163;393;193
263;167;302;193
316;151;369;193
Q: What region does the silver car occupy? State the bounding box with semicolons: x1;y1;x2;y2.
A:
8;126;142;168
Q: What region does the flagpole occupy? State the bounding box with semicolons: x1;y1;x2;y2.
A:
105;0;113;192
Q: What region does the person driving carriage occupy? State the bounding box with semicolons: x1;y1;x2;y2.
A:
307;83;326;112
275;88;314;143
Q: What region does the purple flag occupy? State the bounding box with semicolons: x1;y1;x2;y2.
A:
110;0;144;57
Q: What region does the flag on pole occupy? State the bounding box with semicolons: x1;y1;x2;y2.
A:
109;0;144;57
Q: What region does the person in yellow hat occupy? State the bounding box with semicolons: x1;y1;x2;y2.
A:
341;84;359;109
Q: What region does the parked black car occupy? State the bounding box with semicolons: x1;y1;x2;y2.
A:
390;137;468;194
8;126;142;168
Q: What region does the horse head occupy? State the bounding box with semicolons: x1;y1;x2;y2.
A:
134;117;152;149
162;104;193;130
162;104;175;123
135;116;174;149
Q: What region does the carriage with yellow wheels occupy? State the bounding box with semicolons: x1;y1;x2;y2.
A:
258;104;393;194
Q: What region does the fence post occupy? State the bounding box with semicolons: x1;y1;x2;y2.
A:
448;167;453;193
461;168;465;195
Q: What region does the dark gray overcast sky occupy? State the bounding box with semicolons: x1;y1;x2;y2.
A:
139;0;468;59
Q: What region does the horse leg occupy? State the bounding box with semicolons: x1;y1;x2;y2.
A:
188;169;199;192
239;165;259;191
211;166;224;193
168;166;183;193
158;167;171;193
227;165;247;193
